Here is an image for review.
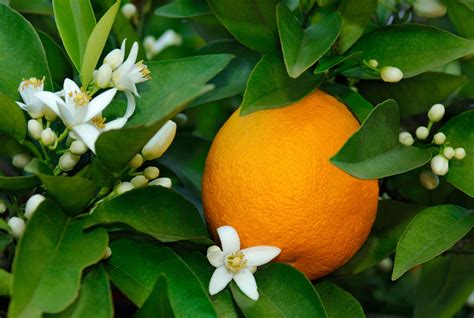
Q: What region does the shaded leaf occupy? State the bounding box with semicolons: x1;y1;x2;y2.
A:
10;0;53;15
0;176;40;191
315;281;364;318
0;92;26;142
445;0;474;39
134;275;174;318
37;31;73;86
314;51;362;74
155;0;210;18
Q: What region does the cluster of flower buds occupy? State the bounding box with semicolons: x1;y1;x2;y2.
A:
114;165;172;195
364;59;404;83
4;194;46;239
143;30;183;59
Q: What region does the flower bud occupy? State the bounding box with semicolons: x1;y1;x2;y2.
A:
143;36;156;52
96;63;113;88
12;153;31;169
70;140;88;155
399;132;414;146
24;194;46;219
428;103;445;122
368;59;379;68
104;49;124;70
414;0;447;18
8;217;25;238
149;177;172;188
40;127;56;146
443;146;455;160
131;175;148;188
173;113;188;126
0;200;6;214
44;107;57;121
430;154;449;176
142;120;177;160
59;152;80;171
380;66;403;83
144;166;160;180
114;181;134;194
419;170;439;190
378;258;393;272
103;246;112;259
433;132;446;145
121;3;137;19
128;154;144;169
454;147;466;160
152;30;183;54
415;126;429;140
27;119;43;140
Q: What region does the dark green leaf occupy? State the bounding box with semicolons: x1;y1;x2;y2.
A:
84;186;211;244
0;135;28;156
155;0;210;18
0;232;12;254
24;158;53;175
0;92;26;142
0;269;12;296
240;53;324;115
231;263;326;317
208;0;279;53
134;275;174;318
445;0;474;39
37;31;73;86
314;51;362;74
315;281;364;318
0;4;52;98
331;100;432;179
10;0;53;15
358;72;467;117
9;200;108;317
0;176;40;191
392;205;474;280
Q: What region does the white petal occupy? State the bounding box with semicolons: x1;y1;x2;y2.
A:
241;246;281;267
217;226;240;254
233;269;259;301
72;124;100;153
123;91;136;119
122;42;139;73
104;118;127;130
83;88;117;122
35;91;63;115
64;78;81;105
207;248;225;267
209;266;233;296
57;102;75;127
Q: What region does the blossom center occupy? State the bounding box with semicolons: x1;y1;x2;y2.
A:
69;89;91;107
91;115;106;129
225;251;247;273
20;77;44;90
136;61;151;79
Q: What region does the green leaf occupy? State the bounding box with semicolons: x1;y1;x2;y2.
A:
104;239;216;316
346;24;474;79
440;110;474;197
445;0;474;39
358;72;467;118
231;263;326;317
0;176;40;191
52;0;96;72
37;31;73;86
335;0;377;54
314;51;362;74
81;1;120;87
134;275;174;318
315;281;364;318
240;53;324;115
277;5;341;78
48;265;113;318
155;0;210;18
331;100;432;179
9;200;108;317
0;135;28;156
207;0;279;53
0;232;13;255
10;0;53;15
84;187;211;244
0;4;52;99
0;92;26;142
392;205;474;280
0;269;12;296
38;174;97;215
414;254;474;318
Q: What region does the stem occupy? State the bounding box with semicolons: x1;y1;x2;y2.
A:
57;128;70;144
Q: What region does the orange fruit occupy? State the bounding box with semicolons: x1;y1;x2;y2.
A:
202;90;379;279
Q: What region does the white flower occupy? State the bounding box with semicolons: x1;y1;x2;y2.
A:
144;166;160;180
419;170;439;190
104;40;126;70
96;63;113;88
27;119;43;140
399;132;414;146
24;194;45;219
141;120;177;160
433;132;446;145
8;217;25;238
428;104;445;122
148;177;172;188
16;77;49;118
414;0;446;18
59;152;80;171
131;175;148;188
121;3;137;19
207;226;281;301
380;66;403;83
443;146;455;160
143;36;156;52
415;126;429;140
151;30;183;55
431;154;449;176
454;147;466;160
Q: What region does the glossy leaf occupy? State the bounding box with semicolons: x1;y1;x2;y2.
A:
0;92;26;142
84;186;211;244
315;282;364;318
37;31;73;86
0;176;40;191
0;4;52;99
240;53;324;115
134;276;173;318
321;83;372;123
445;0;474;39
52;0;96;72
331;100;432;179
392;205;474;280
0;135;28;156
208;0;279;53
441;111;474;197
358;72;467;117
231;263;326;317
9;200;108;317
314;51;362;74
155;0;210;18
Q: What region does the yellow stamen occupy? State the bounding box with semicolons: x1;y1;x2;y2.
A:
136;61;151;79
91;115;106;129
20;76;45;90
71;89;91;107
225;251;247;273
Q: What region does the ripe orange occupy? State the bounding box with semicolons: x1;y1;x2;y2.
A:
202;90;379;279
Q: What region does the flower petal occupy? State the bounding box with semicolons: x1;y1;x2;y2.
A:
217;226;240;254
207;246;225;268
72;124;100;153
241;246;281;267
103;118;127;131
209;266;233;296
83;88;117;123
58;102;75;127
35;91;63;115
233;269;259;301
64;78;80;106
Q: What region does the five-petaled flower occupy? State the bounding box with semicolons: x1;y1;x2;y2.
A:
207;225;281;301
16;77;55;119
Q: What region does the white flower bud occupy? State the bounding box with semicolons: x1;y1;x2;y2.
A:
433;132;446;145
454;147;466;160
44;107;57;121
152;30;183;55
104;49;124;70
121;3;137;19
142;120;177;160
428;103;445;122
27;119;43;140
40;127;56;146
431;154;449;176
380;66;403;83
0;200;6;214
8;217;25;238
114;181;134;194
368;59;379;68
103;246;112;259
143;36;156;52
59;153;80;171
144;166;160;180
414;0;447;18
24;194;46;219
96;63;113;88
378;258;393;272
415;126;429;140
443;146;455;160
12;153;31;169
70;140;88;155
419;170;439;190
131;175;148;188
128;154;144;169
149;177;172;188
399;132;414;146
